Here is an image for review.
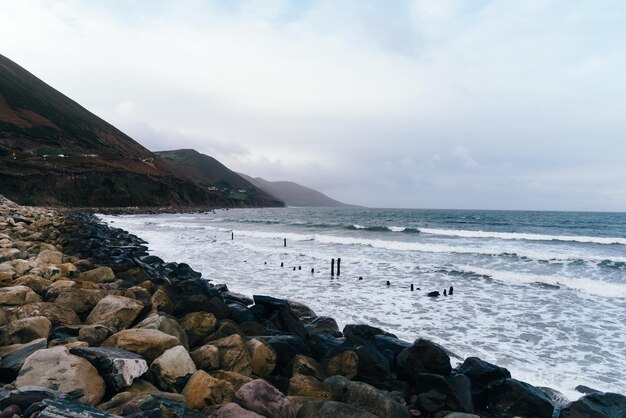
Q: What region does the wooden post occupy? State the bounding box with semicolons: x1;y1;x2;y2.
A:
331;258;335;276
281;262;284;267
284;238;287;247
231;232;234;240
337;258;341;276
411;284;414;291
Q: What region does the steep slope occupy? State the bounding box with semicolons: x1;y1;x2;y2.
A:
155;149;283;207
0;54;254;208
239;173;356;207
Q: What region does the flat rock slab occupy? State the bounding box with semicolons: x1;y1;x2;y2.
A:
234;379;295;418
70;346;149;392
0;337;47;373
297;400;379;418
0;386;67;411
26;398;121;418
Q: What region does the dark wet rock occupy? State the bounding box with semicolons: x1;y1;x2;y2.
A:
396;338;452;380
455;357;511;407
353;343;392;383
296;400;378;418
0;337;47;376
133;394;204;418
162;279;224;317
261;334;312;372
324;375;410;418
24;398;120;418
70;346;149;392
447;374;474;413
538;386;569;407
309;332;354;360
202;320;244;344
427;291;440;297
487;378;553;418
559;392;626;418
0;386;67;411
373;335;411;368
253;295;290;311
410;373;471;413
222;292;253;306
234;379;296;418
271;306;308;339
344;324;397;342
302;316;341;337
576;384;601;395
226;303;257;324
288;300;317;318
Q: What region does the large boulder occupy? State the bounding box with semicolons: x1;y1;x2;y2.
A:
210;370;253;392
182;370;235;410
136;311;189;349
290;355;325;380
208;334;253;376
54;289;104;315
204;402;264;417
180;311;217;347
15;346;106;406
487;378;554;418
323;350;359;379
0;248;20;263
303;316;341;337
456;357;511;407
79;266;115;283
0;337;47;376
234;379;296;418
396;338;452;381
12;275;53;294
288;374;333;400
0;386;66;411
85;295;144;332
70;346;149;391
33;398;130;417
262;335;312;372
559;392;626;418
297;400;379;418
102;328;181;363
35;250;63;265
0;285;40;306
190;344;220;371
149;345;196;392
5;302;81;327
324;375;410;418
245;337;277;377
0;316;51;345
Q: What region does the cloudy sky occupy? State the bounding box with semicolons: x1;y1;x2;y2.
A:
2;0;625;210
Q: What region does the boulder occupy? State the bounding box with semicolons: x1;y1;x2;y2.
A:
150;288;174;314
353;343;391;383
190;344;220;371
102;328;181;363
210;370;253;392
79;266;115;283
324;375;410;418
297;400;379;418
202;321;245;344
0;308;6;326
0;248;20;263
323;350;359;379
303;316;341;337
5;302;81;326
396;338;452;380
136;311;189;349
234;379;296;418
203;402;264;418
70;346;149;391
35;250;63;265
208;334;253;376
288;300;317;318
227;303;257;324
373;335;411;368
487;378;553;418
15;346;106;406
149;345;196;392
0;337;47;375
456;357;511;407
54;289;104;315
245;337;277;377
0;285;40;306
85;295;144;332
343;324;397;342
58;262;78;278
559;392;626;418
32;398;130;417
180;312;217;347
0;386;67;412
291;355;325;380
262;335;312;372
12;275;53;294
182;370;235;409
0;316;51;345
288;374;333;400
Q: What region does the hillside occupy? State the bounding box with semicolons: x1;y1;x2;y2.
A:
239;173;356;207
0;54;268;208
155;149;283;207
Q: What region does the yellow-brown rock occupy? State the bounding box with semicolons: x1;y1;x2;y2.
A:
80;266;115;283
323;350;359;379
191;344;220;371
85;295;144;332
180;311;216;347
245;337;277;377
210;370;253;392
208;334;253;376
102;328;181;363
182;370;235;410
0;285;41;306
288;374;333;400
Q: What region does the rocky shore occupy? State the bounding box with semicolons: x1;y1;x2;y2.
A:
0;197;624;418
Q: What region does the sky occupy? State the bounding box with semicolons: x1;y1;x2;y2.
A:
1;0;625;210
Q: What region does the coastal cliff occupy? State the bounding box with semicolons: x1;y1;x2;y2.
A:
0;197;624;418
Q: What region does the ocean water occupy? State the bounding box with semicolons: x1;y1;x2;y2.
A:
99;208;626;400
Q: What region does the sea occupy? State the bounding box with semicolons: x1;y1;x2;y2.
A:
99;207;626;400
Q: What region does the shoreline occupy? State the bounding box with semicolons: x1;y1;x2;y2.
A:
0;197;624;418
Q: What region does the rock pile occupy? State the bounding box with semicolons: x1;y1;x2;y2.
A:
0;196;624;418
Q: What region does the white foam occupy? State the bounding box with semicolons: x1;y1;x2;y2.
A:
420;228;626;245
455;265;626;298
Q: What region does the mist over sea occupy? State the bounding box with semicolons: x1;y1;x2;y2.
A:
100;208;626;400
